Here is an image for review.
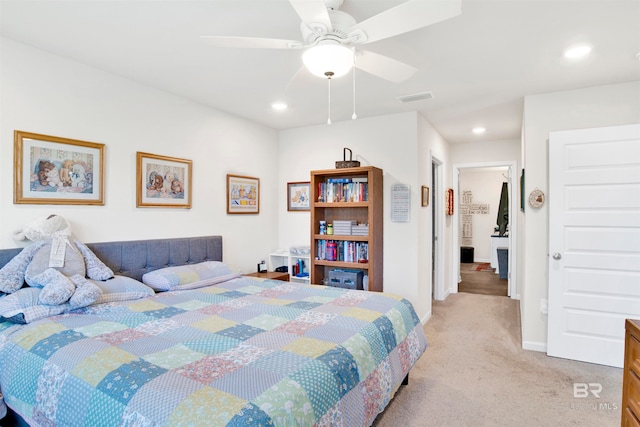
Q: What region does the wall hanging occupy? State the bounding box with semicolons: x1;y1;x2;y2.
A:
136;152;192;208
14;130;105;205
446;188;455;215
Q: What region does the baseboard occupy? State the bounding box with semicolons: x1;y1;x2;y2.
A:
421;311;431;325
522;340;547;352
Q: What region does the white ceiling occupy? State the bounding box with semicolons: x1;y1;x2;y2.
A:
1;0;639;144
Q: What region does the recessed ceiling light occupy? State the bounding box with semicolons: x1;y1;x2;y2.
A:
472;127;486;134
271;102;288;111
564;44;592;59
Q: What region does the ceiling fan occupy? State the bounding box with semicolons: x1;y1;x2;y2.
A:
201;0;461;84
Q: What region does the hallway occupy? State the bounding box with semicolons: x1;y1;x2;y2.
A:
458;262;507;296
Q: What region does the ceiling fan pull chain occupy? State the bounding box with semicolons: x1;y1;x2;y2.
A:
325;71;334;125
352;50;357;120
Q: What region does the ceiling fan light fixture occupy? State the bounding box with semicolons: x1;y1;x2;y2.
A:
302;41;353;78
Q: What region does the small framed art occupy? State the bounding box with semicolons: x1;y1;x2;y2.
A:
14;130;105;205
136;152;192;208
287;181;310;211
421;185;430;207
227;174;259;214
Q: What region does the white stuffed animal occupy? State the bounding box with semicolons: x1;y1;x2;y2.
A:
71;163;87;188
0;214;112;307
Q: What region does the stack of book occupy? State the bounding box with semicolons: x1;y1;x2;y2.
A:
333;220;356;235
351;224;369;236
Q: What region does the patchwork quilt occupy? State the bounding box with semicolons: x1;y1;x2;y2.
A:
0;277;427;426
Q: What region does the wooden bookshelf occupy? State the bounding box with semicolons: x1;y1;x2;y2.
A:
310;166;383;292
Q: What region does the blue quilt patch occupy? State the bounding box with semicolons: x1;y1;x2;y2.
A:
217;324;264;341
31;330;86;358
227;402;275;426
97;359;167;404
317;345;360;397
373;315;397;354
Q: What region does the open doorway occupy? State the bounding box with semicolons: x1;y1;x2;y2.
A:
431;155;445;301
451;161;519;300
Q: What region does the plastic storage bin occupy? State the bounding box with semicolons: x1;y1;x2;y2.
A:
497;247;508;279
460;246;474;263
328;269;364;290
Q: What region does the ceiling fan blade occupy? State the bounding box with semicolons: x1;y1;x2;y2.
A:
288;0;332;31
355;50;417;83
352;0;461;45
201;36;303;49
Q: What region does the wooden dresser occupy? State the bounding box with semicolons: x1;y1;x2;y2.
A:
622;319;640;426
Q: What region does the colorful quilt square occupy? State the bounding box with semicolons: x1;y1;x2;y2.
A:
317;346;360;397
143;306;186;320
282;336;334;358
276;320;317;335
373;316;397;354
289;359;340;424
193;315;237;333
217;324;263;341
143;344;206;370
128;299;167;312
75;321;128;337
244;314;289;331
250;350;310;376
176;355;240;384
305;323;356;344
14;322;66;351
251;378;315;426
31;330;87;359
182;335;240;355
244;330;299;351
73;346;138;387
174;299;212;311
98;328;148;346
341;307;381;323
55;375;94;426
167;386;247;426
97;359;167;404
287;301;321;311
210;366;283;401
227;402;273;427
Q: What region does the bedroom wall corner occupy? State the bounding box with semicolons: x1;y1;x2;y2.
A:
0;37;280;274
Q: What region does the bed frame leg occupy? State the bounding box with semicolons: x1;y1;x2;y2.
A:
402;374;409;385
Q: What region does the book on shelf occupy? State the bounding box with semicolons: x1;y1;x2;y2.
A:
316;240;368;263
317;182;368;203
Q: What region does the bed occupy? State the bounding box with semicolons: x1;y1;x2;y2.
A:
0;235;427;426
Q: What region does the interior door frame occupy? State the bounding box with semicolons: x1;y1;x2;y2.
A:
451;160;519;299
431;154;445;300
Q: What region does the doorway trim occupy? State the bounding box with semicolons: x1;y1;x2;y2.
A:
431;154;445;300
451;160;519;299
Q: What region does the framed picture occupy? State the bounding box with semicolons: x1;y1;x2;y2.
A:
227;174;259;214
14;130;105;205
520;169;525;212
136;152;192;208
287;181;310;211
446;188;455;215
421;185;430;207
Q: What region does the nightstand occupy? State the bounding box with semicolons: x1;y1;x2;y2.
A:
243;271;290;281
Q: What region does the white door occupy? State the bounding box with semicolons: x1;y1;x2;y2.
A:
547;123;640;368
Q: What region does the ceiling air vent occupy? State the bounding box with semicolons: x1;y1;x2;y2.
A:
396;91;434;103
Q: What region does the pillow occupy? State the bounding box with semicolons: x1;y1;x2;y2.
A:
142;261;237;291
0;287;69;324
90;275;155;304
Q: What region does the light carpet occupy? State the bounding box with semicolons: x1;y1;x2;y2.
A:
373;293;622;427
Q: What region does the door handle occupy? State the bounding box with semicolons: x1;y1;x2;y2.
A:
552;253;562;260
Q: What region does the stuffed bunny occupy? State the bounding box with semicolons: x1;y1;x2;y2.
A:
0;214;112;308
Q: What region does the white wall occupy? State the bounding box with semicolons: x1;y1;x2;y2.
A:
278;111;443;321
521;80;640;351
459;169;508;261
0;38;280;273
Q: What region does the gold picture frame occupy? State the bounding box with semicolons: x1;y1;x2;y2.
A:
227;174;260;214
14;130;105;205
422;185;430;207
136;152;192;208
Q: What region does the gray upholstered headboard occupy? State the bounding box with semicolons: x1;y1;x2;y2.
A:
0;235;223;282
